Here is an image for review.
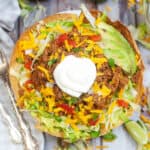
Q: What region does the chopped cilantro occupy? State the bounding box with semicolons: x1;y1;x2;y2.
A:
48;58;57;66
103;130;117;141
16;57;24;63
72;47;81;53
108;58;115;67
90;131;100;138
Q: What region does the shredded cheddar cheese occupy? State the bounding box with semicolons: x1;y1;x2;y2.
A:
40;87;54;97
100;85;111;97
20;33;37;50
65;118;78;131
64;40;71;51
108;101;117;115
37;66;51;81
91;57;107;69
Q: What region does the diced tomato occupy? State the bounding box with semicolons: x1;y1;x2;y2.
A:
68;39;76;47
24;80;34;91
89;35;101;42
89;118;99;126
117;99;129;108
57;103;74;115
24;60;32;70
57;33;68;45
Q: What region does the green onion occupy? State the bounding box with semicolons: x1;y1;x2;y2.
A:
19;66;25;73
38;111;52;118
55;116;62;122
108;58;115;67
75;107;79;112
48;58;57;66
68;97;78;105
92;114;99;121
103;131;117;141
72;47;81;53
49;34;55;41
16;57;24;63
90;131;100;138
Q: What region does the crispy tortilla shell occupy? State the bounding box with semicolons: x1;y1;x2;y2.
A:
9;10;144;140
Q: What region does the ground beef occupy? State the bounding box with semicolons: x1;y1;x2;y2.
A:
29;25;131;112
93;65;129;109
53;85;63;100
40;47;51;63
108;66;129;92
132;70;141;84
95;54;105;58
93;94;111;109
24;54;32;64
31;70;47;89
108;73;120;93
97;62;113;84
119;74;129;89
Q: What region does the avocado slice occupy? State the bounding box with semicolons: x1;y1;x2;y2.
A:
97;22;137;75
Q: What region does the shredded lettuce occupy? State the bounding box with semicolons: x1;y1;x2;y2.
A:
46;20;74;28
123;81;137;101
111;109;129;124
24;98;100;142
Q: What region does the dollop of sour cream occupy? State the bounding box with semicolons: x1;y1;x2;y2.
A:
53;55;96;97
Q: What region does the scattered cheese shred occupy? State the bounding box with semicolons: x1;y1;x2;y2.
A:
53;107;63;113
65;118;78;131
74;13;84;30
28;53;35;58
101;85;111;97
96;145;109;149
108;101;117;115
40;87;54;97
84;96;93;102
61;52;65;61
56;24;66;33
64;40;71;52
95;16;101;26
45;97;55;112
91;57;107;68
98;113;105;123
20;32;37;50
90;110;102;113
37;66;51;81
140;115;150;125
